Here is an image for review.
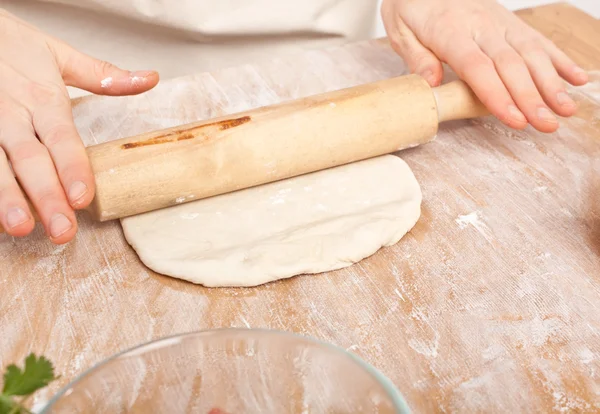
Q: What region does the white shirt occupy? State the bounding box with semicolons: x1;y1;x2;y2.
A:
1;0;378;91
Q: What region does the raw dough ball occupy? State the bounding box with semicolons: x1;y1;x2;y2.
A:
121;155;421;287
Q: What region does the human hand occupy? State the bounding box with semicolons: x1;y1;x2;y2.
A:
0;9;158;244
381;0;588;132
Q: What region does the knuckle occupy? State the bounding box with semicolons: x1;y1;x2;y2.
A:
0;180;18;204
388;35;405;55
411;53;434;72
0;98;14;116
494;50;524;68
541;78;562;93
457;52;493;78
432;25;457;46
424;8;459;40
0;99;30;126
56;159;91;184
519;38;545;55
7;140;48;164
419;21;435;43
28;82;66;106
33;188;61;207
433;8;455;25
94;59;118;78
438;34;468;59
41;123;75;148
540;36;558;52
0;187;14;207
0;186;8;202
470;10;493;29
521;91;544;106
512;87;544;108
389;35;413;59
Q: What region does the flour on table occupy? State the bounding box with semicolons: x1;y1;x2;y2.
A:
121;155;422;287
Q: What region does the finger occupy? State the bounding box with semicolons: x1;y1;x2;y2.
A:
49;40;159;96
477;33;558;133
543;40;588;86
381;6;443;86
1;120;77;244
434;36;528;130
30;82;95;210
510;39;577;117
0;147;35;236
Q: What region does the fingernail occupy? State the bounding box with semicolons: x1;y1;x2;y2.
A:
6;207;29;229
50;213;72;238
68;181;88;206
537;107;557;124
557;91;576;108
508;105;527;123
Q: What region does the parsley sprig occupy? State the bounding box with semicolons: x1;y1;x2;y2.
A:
0;354;58;414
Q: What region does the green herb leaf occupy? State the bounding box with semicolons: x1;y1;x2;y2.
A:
2;354;56;397
0;394;17;414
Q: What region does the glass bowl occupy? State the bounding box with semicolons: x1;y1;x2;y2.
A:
41;328;410;413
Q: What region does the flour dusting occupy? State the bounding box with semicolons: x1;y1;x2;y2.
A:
33;243;68;274
3;38;600;414
455;211;492;242
100;77;113;88
408;335;439;359
570;71;600;103
130;76;145;87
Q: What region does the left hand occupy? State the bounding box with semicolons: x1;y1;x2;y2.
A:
380;0;589;133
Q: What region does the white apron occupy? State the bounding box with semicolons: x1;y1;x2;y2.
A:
0;0;379;96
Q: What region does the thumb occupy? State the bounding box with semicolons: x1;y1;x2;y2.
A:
405;45;444;87
385;16;444;87
51;41;159;96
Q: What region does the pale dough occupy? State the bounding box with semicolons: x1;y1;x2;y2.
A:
121;155;421;287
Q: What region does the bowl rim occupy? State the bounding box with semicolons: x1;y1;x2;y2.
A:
40;328;411;413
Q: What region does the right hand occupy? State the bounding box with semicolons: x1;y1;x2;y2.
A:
0;9;159;244
381;0;588;133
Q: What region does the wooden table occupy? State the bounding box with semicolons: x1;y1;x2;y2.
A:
2;3;600;413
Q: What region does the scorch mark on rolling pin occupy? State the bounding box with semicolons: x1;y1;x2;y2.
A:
120;115;251;149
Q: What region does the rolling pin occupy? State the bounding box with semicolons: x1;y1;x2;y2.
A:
0;74;488;233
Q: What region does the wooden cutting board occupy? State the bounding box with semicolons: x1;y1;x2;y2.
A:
2;3;600;412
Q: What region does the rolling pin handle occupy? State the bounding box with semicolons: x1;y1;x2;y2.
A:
432;80;490;123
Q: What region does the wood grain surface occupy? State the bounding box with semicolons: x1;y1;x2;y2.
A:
2;3;600;413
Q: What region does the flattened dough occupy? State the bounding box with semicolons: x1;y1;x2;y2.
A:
122;155;421;287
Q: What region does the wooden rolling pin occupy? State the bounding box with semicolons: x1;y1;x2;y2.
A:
0;74;488;232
